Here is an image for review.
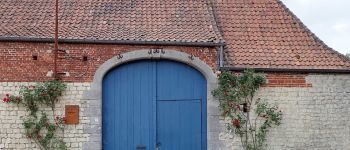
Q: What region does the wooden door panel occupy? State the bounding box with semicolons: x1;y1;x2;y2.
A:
103;61;156;150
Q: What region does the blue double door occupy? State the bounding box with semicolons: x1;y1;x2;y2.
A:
103;60;207;150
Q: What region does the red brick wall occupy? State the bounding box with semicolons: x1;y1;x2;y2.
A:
0;42;218;82
264;73;312;87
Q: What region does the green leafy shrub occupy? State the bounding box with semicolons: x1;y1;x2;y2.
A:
3;80;67;150
213;69;283;150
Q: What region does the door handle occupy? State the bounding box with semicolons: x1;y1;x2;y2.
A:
136;145;146;150
156;142;161;150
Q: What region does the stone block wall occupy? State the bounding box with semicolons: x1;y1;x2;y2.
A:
0;82;91;150
220;74;350;150
2;74;349;150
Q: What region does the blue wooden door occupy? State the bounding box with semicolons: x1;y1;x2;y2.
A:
103;60;207;150
156;61;207;150
103;61;157;150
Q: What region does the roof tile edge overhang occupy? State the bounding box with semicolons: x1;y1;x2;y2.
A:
0;36;224;47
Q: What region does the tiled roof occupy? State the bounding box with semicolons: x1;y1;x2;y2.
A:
0;0;349;70
0;0;222;43
212;0;350;69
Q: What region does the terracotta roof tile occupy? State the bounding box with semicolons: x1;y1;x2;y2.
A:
1;0;349;70
0;0;222;43
212;0;350;69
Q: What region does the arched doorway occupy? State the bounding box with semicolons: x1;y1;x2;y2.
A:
102;60;207;150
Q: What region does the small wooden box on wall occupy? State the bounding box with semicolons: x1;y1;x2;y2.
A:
65;105;79;124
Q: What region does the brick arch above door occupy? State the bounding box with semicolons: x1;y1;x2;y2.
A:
82;49;227;150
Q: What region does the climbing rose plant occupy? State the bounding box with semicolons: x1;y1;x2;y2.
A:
3;80;67;150
213;69;283;150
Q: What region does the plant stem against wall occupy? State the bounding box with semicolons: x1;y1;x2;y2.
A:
3;80;67;150
213;69;283;150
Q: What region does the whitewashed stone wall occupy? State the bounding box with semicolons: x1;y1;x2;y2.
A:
0;83;91;150
1;74;349;150
221;74;350;150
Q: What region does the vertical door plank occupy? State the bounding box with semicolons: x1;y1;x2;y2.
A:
103;61;155;150
156;60;206;150
157;100;202;150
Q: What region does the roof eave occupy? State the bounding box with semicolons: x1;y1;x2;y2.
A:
0;36;222;47
222;67;350;74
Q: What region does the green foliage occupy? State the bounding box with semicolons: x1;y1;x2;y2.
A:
346;53;350;58
213;69;283;150
3;80;67;150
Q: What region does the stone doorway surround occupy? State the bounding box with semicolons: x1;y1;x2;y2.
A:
82;49;226;150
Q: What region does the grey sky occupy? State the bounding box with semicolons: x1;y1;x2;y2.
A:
280;0;350;54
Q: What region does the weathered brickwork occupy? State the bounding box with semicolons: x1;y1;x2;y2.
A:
1;42;349;150
219;74;350;150
0;83;91;150
265;73;312;87
0;42;218;82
